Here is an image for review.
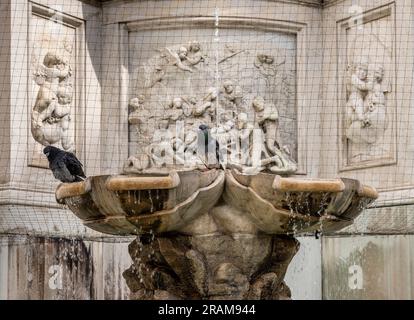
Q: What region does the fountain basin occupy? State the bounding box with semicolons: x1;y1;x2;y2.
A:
56;169;377;237
226;169;378;234
56;169;377;299
56;169;224;235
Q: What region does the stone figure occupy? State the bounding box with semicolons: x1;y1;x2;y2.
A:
162;97;186;138
254;53;286;89
165;98;185;123
251;96;297;174
365;66;387;108
211;119;236;163
253;96;280;154
31;49;75;152
149;131;175;169
180;96;197;118
230;113;254;167
54;84;73;151
345;62;390;161
129;95;147;124
254;54;282;78
192;87;218;126
346;62;372;129
124;153;151;173
132;97;186;169
124;95;157;172
185;41;204;67
363;65;388;136
221;80;243;109
128;95;155;145
219;80;244;121
142;41;205;89
174;131;204;168
166;46;195;73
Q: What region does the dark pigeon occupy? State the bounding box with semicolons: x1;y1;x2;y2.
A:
198;124;224;169
43;146;86;183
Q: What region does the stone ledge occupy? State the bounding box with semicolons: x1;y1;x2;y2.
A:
101;0;323;8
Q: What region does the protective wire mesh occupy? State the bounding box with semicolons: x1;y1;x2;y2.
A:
0;0;413;300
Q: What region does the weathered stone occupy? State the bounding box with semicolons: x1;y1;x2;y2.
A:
124;233;299;300
122;266;142;293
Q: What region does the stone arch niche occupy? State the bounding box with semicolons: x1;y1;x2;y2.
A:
116;16;309;174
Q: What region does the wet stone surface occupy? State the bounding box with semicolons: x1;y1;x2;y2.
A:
123;233;299;300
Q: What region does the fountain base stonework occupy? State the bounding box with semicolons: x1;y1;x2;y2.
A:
56;169;377;300
123;234;298;300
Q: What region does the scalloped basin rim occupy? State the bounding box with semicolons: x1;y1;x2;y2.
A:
273;175;378;199
230;169;378;199
55;179;91;202
82;170;225;235
56;169;378;236
56;170;379;202
106;171;180;191
272;175;346;193
56;170;181;201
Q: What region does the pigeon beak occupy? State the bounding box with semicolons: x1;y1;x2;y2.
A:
45;152;50;157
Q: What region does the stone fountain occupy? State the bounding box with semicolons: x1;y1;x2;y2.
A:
53;40;378;300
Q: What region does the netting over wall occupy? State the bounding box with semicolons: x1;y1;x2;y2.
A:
0;0;413;239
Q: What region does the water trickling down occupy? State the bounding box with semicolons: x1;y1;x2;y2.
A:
214;7;221;128
148;190;154;213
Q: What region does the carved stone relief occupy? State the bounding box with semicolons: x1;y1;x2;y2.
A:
29;13;77;167
345;61;390;161
125;29;297;175
340;6;396;169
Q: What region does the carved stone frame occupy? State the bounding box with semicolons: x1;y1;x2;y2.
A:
118;17;309;174
27;2;86;168
337;3;397;172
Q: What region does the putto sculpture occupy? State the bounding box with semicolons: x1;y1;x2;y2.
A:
31;42;75;152
345;61;390;161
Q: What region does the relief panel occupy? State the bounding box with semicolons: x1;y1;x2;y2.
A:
28;4;84;168
338;4;396;171
125;23;300;175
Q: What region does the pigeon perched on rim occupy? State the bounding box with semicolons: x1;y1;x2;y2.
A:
198;124;224;169
43;146;86;183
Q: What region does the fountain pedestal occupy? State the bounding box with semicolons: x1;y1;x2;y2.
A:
56;169;377;300
123;229;298;300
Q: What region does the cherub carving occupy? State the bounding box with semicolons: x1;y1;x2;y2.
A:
345;62;390;156
31;49;74;152
254;54;278;77
185;41;204;66
166;47;194;73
